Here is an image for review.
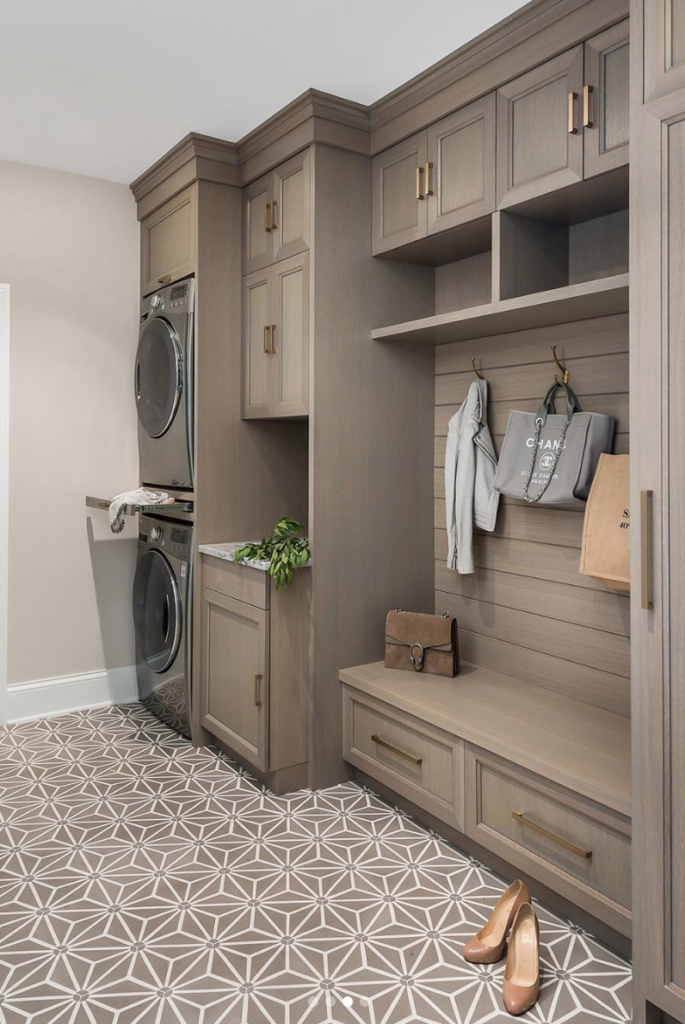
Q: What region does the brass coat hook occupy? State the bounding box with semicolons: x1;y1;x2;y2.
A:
472;357;484;380
551;346;570;385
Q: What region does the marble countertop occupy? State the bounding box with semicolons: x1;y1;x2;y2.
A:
199;541;311;573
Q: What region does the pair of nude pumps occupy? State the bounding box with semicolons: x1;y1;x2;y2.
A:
462;880;540;1016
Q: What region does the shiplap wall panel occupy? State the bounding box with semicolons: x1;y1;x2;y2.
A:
435;312;630;717
435;564;630;636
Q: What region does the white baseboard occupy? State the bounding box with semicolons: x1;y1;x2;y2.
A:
6;665;138;723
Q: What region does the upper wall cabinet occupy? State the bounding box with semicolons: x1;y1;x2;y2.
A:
645;0;685;100
242;251;310;420
584;24;630;179
372;95;496;256
497;47;584;209
243;150;310;275
140;185;196;297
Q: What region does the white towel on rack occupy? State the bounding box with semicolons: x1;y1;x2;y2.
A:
445;379;500;574
108;488;173;535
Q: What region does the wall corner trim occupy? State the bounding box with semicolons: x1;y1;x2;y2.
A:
6;665;139;724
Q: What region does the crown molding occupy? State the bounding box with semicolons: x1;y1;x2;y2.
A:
236;89;370;184
131;133;240;219
129;0;628;211
369;0;629;152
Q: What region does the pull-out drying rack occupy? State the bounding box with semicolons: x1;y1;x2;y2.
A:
85;495;194;516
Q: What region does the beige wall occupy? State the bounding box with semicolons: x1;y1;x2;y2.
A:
0;160;140;690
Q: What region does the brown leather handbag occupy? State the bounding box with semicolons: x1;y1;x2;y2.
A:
384;610;459;677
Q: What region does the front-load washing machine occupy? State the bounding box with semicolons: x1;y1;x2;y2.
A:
132;514;193;736
136;278;194;490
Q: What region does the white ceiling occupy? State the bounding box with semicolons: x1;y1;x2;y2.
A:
1;0;524;184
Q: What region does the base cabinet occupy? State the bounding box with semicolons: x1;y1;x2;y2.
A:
200;554;310;793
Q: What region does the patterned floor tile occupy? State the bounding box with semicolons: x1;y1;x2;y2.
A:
0;704;632;1023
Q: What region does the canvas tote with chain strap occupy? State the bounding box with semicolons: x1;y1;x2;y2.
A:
494;381;616;506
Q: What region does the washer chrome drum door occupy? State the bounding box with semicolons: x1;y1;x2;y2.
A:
135;318;183;438
132;549;182;673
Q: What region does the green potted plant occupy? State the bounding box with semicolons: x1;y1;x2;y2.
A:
233;517;310;590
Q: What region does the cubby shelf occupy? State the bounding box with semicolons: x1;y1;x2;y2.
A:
372;272;629;346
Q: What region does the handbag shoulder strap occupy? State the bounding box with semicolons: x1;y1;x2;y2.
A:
537;381;582;426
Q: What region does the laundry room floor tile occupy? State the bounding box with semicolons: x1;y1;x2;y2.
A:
0;704;632;1024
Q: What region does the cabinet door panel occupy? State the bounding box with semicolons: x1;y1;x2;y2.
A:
645;0;685;100
200;588;269;771
273;150;310;263
242;272;271;418
584;23;630;179
497;46;584;209
243;175;273;274
272;253;309;417
141;187;195;297
372;131;428;254
427;94;496;235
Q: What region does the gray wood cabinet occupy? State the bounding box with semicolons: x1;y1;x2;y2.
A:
632;2;685;1020
372;97;495;255
426;94;496;236
645;0;685;100
372;130;428;254
140;185;196;296
242;252;309;419
201;585;269;771
497;46;584;208
242;150;310;274
200;554;310;794
584;23;630;178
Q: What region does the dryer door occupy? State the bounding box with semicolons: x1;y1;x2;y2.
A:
135;317;183;438
133;549;182;673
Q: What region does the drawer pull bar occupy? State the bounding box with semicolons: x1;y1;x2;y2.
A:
513;811;592;859
254;673;263;708
371;734;422;765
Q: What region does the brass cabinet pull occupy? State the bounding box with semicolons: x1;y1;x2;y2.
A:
513;811;592;859
371;734;423;765
641;490;654;610
582;84;593;128
264;202;272;232
271;199;278;230
415;165;424;200
157;274;173;285
269;324;277;354
567;91;578;134
263;325;271;354
424;161;434;196
254;673;263;708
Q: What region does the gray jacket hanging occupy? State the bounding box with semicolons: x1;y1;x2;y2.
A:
444;378;500;574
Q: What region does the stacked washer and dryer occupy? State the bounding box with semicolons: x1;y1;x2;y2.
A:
132;279;195;736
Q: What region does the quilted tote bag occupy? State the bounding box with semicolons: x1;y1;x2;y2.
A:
494;381;616;506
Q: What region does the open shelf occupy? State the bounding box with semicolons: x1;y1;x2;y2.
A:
340;661;630;816
372;272;628;346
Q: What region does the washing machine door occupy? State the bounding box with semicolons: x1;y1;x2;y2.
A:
135;317;183;438
132;549;182;673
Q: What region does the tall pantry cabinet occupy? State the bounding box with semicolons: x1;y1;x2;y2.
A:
631;2;685;1023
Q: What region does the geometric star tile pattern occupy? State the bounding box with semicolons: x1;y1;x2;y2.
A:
0;703;632;1024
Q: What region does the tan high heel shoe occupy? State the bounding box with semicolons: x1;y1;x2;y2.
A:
462;879;530;964
502;903;540;1016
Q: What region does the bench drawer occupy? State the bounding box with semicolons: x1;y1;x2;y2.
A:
465;747;631;933
343;687;464;830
